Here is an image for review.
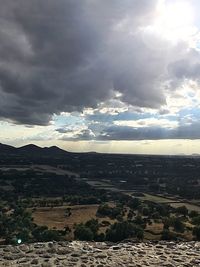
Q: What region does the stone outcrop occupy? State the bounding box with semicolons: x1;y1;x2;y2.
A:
0;241;200;266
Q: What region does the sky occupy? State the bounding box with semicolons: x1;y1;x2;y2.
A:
1;0;200;154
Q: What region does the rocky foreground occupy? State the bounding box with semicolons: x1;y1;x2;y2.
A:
0;241;200;267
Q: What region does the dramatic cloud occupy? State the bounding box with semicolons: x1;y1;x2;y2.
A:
0;0;199;126
58;120;200;141
1;0;200;150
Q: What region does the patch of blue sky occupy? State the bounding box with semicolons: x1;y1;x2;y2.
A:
53;113;85;127
195;40;200;50
114;111;152;121
178;107;200;119
87;111;153;123
114;112;178;123
161;114;178;121
187;91;196;98
114;111;179;122
179;108;200;123
53;110;180;128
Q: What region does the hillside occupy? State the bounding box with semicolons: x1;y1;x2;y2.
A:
0;143;69;156
1;241;200;266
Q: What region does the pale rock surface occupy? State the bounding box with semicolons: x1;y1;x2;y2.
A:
0;241;200;266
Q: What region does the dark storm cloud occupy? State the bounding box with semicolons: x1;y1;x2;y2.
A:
59;124;171;141
0;0;173;125
0;0;112;124
100;121;200;140
0;0;199;126
60;121;200;141
97;125;172;140
168;49;200;81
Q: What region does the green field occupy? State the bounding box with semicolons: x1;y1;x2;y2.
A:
139;193;177;203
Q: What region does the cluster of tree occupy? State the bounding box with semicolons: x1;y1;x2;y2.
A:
0;205;66;244
74;219;144;242
160;207;200;241
193;226;200;240
127;197;171;220
190;212;200;240
191;215;200;225
175;206;188;217
96;204;124;220
63;195;103;205
74;219;102;241
106;221;144;242
163;216;185;233
75;200;200;242
0;169;110;206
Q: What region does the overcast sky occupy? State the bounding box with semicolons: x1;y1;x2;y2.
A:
1;0;200;154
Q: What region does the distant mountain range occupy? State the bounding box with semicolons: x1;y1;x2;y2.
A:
0;143;198;159
0;143;70;157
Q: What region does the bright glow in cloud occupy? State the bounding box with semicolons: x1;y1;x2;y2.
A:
151;0;196;42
